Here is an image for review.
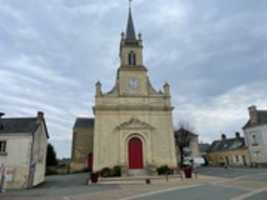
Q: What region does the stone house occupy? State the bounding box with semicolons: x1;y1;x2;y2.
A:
70;118;94;172
0;112;49;189
207;133;250;167
243;105;267;167
174;128;200;165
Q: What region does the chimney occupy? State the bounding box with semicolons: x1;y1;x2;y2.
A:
37;111;44;124
235;132;240;139
248;105;257;125
221;134;226;140
0;112;5;130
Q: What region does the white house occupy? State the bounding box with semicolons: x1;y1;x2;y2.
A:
0;111;49;189
243;106;267;167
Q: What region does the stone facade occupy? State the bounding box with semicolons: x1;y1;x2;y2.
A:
93;8;177;174
243;106;267;167
207;133;250;167
174;128;200;165
0;112;48;189
70;118;94;172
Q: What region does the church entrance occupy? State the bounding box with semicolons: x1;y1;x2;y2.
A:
128;137;144;169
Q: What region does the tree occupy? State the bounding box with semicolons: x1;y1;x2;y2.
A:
174;121;195;167
46;143;58;166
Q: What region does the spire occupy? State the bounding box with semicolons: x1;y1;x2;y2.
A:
126;0;136;41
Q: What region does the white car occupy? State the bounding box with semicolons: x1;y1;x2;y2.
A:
183;156;205;168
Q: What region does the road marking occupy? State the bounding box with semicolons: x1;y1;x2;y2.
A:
230;187;267;200
119;184;202;200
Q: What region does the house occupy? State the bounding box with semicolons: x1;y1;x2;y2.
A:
199;143;210;165
243;105;267;167
70;118;94;173
174;128;200;165
207;132;250;167
0;111;49;189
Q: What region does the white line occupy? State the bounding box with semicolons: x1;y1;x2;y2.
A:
230;187;267;200
119;184;202;200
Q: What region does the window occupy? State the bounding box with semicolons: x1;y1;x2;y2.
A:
252;134;258;146
235;155;239;162
0;141;7;154
128;51;136;65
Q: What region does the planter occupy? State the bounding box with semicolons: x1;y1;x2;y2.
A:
183;167;192;178
91;172;99;183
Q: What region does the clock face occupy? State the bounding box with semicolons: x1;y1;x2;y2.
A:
128;78;139;90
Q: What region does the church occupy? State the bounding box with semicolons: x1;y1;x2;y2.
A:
70;5;177;176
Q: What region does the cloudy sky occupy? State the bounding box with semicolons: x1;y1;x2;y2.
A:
1;0;266;158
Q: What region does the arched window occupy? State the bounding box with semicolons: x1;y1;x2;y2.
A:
128;51;136;65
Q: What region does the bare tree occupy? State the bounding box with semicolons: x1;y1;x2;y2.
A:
174;121;195;167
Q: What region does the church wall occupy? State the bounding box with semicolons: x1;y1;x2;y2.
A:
93;109;177;172
119;70;148;96
70;127;94;172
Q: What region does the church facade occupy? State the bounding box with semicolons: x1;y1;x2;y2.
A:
71;7;177;175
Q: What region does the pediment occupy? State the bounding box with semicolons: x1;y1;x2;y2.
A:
115;118;155;130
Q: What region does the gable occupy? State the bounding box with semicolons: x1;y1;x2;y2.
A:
115;118;155;130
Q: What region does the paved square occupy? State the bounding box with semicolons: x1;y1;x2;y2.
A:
1;168;267;200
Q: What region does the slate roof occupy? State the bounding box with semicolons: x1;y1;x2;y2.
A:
0;117;49;138
174;128;198;138
208;137;245;153
73;118;94;129
125;7;136;41
243;110;267;129
199;143;211;153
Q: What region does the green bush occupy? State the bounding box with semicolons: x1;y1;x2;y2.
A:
157;165;172;175
112;166;122;177
100;166;122;177
100;167;112;177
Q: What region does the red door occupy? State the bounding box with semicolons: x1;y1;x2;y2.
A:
128;137;144;169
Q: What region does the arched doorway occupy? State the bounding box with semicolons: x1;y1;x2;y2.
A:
128;137;144;169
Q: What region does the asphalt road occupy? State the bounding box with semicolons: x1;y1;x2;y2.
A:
1;167;267;200
1;173;117;198
135;184;248;200
197;167;267;179
134;167;267;200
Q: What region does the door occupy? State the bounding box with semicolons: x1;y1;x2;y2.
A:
128;137;144;169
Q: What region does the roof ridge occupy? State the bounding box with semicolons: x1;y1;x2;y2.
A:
1;117;37;120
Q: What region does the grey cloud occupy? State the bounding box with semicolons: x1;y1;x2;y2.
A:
0;0;266;157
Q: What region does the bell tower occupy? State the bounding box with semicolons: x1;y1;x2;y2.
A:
93;1;177;174
117;2;149;96
119;2;143;67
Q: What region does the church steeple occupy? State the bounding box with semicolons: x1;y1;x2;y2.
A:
125;3;137;41
120;1;143;67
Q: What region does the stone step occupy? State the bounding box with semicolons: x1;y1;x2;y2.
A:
128;169;147;176
99;175;183;184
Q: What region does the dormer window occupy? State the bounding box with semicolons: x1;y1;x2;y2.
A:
128;51;136;65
